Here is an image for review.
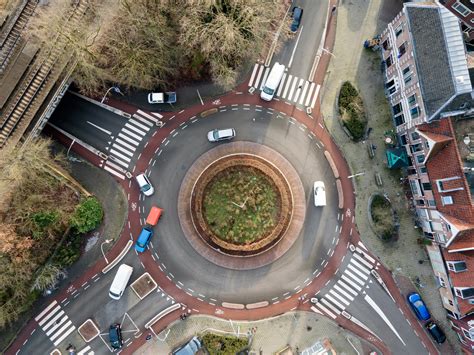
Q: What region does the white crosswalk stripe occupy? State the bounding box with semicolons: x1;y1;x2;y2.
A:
314;303;337;319
337;279;358;296
78;346;92;355
344;269;365;286
248;63;320;107
350;257;371;275
329;289;350;306
102;110;159;180
347;263;369;280
34;302;76;347
325;293;345;310
353;252;374;269
341;274;362;291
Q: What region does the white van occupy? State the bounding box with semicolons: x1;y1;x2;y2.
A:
260;62;285;101
109;264;133;300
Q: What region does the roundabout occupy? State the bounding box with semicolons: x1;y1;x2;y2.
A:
138;103;342;303
179;142;305;269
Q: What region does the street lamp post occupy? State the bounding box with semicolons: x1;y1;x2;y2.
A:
100;86;122;104
101;239;112;263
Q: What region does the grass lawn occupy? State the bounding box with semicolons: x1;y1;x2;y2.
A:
203;166;279;244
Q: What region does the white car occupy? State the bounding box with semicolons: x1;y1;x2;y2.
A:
147;92;176;104
313;181;326;207
207;128;236;142
136;173;154;196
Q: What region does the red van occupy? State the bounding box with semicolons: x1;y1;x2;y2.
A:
146;206;163;226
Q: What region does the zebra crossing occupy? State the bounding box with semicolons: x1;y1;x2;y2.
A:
103;110;163;180
312;244;377;319
34;300;77;348
248;63;321;108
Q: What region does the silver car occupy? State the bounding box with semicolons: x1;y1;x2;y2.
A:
207;128;236;142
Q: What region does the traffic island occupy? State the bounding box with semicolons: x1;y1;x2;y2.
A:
130;272;158;300
78;319;100;342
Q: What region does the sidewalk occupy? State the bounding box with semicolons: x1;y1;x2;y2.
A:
134;313;373;355
320;0;460;352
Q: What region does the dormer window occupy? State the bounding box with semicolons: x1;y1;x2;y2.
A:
447;261;467;273
454;287;474;299
442;196;453;205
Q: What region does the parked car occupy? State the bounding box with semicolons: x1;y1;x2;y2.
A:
148;92;177;104
313;181;326;207
407;292;430;321
135;226;153;253
425;321;446;344
136;173;154;196
291;7;303;32
109;323;123;349
172;336;202;355
207;128;236;142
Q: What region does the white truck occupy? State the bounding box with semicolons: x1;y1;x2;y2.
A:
260;62;285;101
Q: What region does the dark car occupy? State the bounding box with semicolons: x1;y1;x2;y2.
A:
426;321;446;344
109;323;123;349
407;292;430;321
291;7;303;32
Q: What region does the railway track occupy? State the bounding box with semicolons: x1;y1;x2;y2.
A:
0;0;39;75
0;0;88;148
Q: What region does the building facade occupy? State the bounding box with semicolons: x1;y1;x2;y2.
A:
379;3;472;133
380;3;474;352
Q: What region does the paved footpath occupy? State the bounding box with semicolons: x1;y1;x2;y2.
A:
6;1;437;354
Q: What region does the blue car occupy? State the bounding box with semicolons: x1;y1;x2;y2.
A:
407;292;430;321
135;226;153;253
290;7;303;32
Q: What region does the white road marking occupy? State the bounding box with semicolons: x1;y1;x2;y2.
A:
282;75;293;98
111;143;133;156
321;298;341;314
299;81;309;105
254;65;265;89
53;324;76;346
348;264;369;280
353;253;374;269
122;128;143;141
334;284;355;301
110;149;131;162
305;82;316;106
118;132;140;146
129;118;150;131
310;84;321;108
355;247;376;263
35;301;58;322
287;77;298;101
344;269;365;285
350;258;371;275
248;63;259;87
341;275;362;292
364;294;406;346
87;121;111;135
329;289;350;305
115;138;137;151
50;320;72;341
125;123;146;136
132;113;154;126
292;78;305;102
43;310;65;331
314;304;336;319
288;25;304;68
325;294;345;310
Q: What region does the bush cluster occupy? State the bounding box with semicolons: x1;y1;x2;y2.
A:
202;333;248;355
70;197;103;234
338;81;367;141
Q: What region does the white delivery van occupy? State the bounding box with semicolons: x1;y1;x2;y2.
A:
109;264;133;300
260;62;285;101
313;181;327;207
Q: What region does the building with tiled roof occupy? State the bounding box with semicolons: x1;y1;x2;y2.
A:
379;3;473;134
401;116;474;352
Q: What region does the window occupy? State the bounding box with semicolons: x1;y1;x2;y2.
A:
416;154;425;163
455;287;474;299
386;79;397;95
394;114;405;126
386;55;393;68
453;2;471;17
410;143;423;153
403;66;412;84
408;95;417;107
428;199;436;207
410;180;420;195
382;39;390;50
442;196;453;205
392;103;402;115
398;42;407;58
395;24;403;37
420;167;427;174
437;276;446;287
407;168;416;175
416;199;425;206
447;261;467;272
411;106;421;119
400;134;408;145
422;182;432;190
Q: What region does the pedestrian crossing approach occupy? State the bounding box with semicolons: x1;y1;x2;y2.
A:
248;63;321;108
312;243;377;319
103;110;163;180
34;300;77;348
